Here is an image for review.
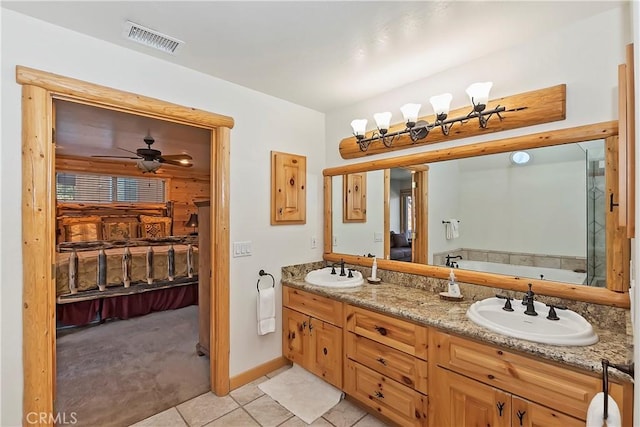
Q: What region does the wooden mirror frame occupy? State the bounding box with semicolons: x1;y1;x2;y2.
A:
323;121;631;308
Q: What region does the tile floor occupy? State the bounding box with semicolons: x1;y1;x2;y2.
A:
130;365;391;427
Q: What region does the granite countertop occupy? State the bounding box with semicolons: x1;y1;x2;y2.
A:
282;277;633;381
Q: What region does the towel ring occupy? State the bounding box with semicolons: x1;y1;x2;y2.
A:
257;269;275;291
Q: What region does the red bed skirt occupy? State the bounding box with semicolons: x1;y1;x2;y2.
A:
56;284;198;327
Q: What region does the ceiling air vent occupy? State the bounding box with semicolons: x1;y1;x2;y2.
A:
123;21;184;54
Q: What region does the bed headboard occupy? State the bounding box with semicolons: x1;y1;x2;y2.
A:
56;201;174;244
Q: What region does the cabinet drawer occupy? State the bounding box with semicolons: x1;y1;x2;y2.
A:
346;332;428;394
345;305;428;360
283;286;343;326
431;330;627;421
344;359;428;427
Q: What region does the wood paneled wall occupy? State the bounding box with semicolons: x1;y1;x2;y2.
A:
56;155;210;235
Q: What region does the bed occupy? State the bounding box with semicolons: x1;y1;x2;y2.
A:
55;202;200;326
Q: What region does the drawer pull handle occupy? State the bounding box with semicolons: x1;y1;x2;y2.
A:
374;325;388;336
374;391;384;399
376;357;387;366
516;410;526;426
301;321;307;330
496;401;505;417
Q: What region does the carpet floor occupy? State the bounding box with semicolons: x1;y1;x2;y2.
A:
55;305;210;427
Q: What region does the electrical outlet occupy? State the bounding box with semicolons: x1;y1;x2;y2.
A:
333;235;338;246
311;236;317;249
374;232;383;242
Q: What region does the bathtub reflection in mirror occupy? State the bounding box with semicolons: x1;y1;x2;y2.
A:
331;139;608;287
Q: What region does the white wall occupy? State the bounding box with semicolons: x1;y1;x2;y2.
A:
0;10;325;426
452;159;585;256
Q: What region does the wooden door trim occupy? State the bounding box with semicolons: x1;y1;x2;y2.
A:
17;66;233;425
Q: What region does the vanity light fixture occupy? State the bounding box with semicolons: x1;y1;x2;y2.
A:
510;151;531;165
351;82;507;152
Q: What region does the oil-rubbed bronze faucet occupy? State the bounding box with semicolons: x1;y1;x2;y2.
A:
523;283;538;316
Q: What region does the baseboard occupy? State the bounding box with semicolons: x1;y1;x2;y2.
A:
229;356;291;390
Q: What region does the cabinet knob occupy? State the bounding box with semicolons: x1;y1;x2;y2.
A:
323;347;328;356
374;325;388;336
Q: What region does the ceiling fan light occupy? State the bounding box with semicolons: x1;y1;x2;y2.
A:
137;160;162;173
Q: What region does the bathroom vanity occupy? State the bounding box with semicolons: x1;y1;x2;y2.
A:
281;276;633;427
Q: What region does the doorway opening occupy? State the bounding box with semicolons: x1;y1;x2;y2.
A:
18;66;232;425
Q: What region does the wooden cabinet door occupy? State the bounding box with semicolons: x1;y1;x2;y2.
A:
511;396;584;427
309;318;342;388
282;307;309;366
433;369;510;427
343;172;367;222
271;151;306;224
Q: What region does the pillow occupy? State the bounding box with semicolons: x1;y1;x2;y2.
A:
392;232;409;248
389;232;397;248
139;215;172;238
61;216;102;242
102;217;139;240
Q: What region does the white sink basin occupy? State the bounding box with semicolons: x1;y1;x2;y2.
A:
304;267;364;288
466;297;598;346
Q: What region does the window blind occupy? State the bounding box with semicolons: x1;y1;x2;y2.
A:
56;173;165;203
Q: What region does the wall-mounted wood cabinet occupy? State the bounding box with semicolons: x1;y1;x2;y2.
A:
271;151;306;225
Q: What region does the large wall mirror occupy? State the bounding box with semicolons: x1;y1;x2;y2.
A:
324;122;631;307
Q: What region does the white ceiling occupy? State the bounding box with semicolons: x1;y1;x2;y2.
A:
2;1;624;112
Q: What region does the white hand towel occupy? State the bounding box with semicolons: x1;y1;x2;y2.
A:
257;286;276;335
586;392;621;427
445;219;459;240
450;219;460;239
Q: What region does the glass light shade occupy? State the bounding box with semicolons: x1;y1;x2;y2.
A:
400;103;422;124
429;93;453;116
350;119;368;136
466;82;493;107
137;160;161;173
373;112;392;131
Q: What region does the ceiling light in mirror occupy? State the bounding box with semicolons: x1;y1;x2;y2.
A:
510;151;531;165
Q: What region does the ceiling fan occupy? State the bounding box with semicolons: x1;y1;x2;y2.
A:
91;135;193;173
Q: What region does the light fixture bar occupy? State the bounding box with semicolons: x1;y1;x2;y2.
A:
351;82;510;152
353;104;506;152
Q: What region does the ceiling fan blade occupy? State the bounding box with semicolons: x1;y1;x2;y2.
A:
159;158;194;167
160;154;193;161
117;147;140;155
91;155;141;159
